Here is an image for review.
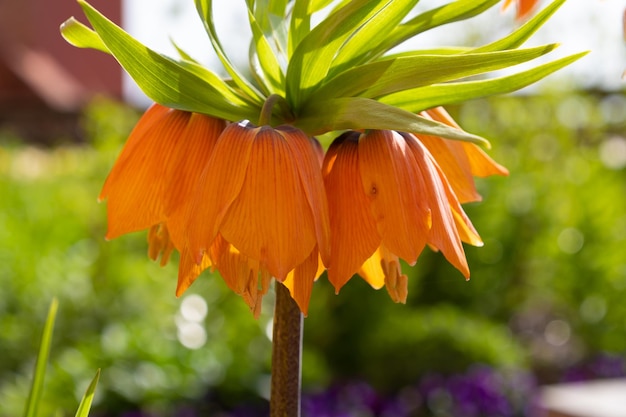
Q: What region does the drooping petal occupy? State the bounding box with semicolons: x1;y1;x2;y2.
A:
147;223;175;267
100;103;227;243
217;125;318;280
358;130;430;265
176;246;213;296
185;121;256;262
281;127;331;267
403;132;471;278
322;132;381;291
424;107;508;179
357;248;385;290
100;104;192;238
283;247;323;316
207;234;271;318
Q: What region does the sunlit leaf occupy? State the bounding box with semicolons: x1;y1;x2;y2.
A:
194;0;265;105
24;298;58;417
472;0;567;52
247;7;285;94
328;0;419;76
310;44;558;101
74;370;101;417
380;52;588;112
367;0;500;60
286;0;383;109
294;97;491;147
60;17;109;54
78;1;258;121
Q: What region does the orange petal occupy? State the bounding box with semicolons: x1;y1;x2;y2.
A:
404;133;470;278
147;223;175;266
100;104;192;238
208;234;271;318
280;127;331;268
185;121;256;262
425;107;508;178
217;125;318;279
176;246;212;296
322;132;381;291
502;0;540;20
358;130;430;265
357;247;385;290
283;246;322;316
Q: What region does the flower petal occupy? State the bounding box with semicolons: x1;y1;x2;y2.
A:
185;121;256;262
322;132;381;291
283;247;322;316
404;133;471;278
280;127;331;267
100;104;192;238
358;130;430;265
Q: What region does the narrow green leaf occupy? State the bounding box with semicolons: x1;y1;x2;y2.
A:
311;44;558;101
295;97;491;147
288;0;311;58
286;0;384;109
308;0;335;13
380;52;589;112
247;8;285;94
78;1;258;121
471;0;567;53
170;38;200;63
74;370;101;417
366;0;500;60
328;0;419;76
24;298;59;417
194;0;265;105
60;17;109;54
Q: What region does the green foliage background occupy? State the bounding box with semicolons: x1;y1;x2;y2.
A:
1;91;625;415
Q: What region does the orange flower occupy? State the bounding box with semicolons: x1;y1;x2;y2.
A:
502;0;540;20
99;103;226;264
322;117;507;303
179;121;331;316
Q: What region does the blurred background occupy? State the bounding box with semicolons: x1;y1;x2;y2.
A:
1;0;625;416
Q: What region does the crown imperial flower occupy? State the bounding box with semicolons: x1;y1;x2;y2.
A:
62;0;585;314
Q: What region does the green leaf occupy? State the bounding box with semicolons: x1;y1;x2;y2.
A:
78;1;258;121
60;17;109;54
295;97;491;147
472;0;567;53
380;52;589;112
286;0;384;109
247;7;285;94
24;298;58;417
194;0;265;105
367;0;500;60
74;370;101;417
310;44;558;101
328;0;420;76
288;0;311;58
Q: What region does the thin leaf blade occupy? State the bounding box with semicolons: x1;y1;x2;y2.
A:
78;0;258;121
295;97;491;147
380;52;589;112
311;44;558;101
24;298;59;417
74;370;101;417
60;17;109;53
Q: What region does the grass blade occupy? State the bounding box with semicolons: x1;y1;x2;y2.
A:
74;370;101;417
23;298;59;417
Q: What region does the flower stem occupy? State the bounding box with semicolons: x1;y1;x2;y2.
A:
270;282;303;417
259;94;291;126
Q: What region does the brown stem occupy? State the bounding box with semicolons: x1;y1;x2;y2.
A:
270;282;303;417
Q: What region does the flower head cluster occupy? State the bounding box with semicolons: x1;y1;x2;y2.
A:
63;0;583;315
100;103;506;315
